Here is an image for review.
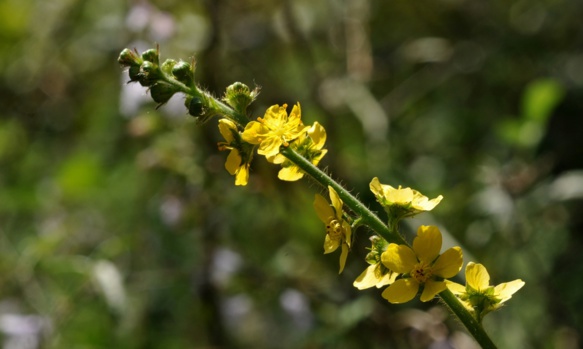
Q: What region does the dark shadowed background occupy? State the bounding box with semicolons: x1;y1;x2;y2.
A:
1;0;583;348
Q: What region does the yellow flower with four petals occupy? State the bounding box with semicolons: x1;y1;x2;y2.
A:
314;186;352;274
241;103;308;158
446;262;525;322
381;225;463;303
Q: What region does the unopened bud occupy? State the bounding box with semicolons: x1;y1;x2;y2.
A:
185;96;204;117
139;61;161;87
118;48;142;67
172;61;194;87
223;82;259;113
141;48;159;65
161;59;177;75
150;83;178;105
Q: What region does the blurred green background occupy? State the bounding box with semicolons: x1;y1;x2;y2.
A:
1;0;583;348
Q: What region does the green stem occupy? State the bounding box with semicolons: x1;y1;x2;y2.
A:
281;146;498;349
281;147;405;246
440;288;498;349
160;74;248;126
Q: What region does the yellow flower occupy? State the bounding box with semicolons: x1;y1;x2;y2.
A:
241;103;308;158
314;186;352;274
354;236;397;290
381;225;463;303
370;177;443;220
446;262;525;322
267;122;327;181
218;118;254;186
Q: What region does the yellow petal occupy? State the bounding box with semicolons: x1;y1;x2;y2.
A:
353;265;381;290
369;177;384;199
323;234;340;254
314;194;335;224
328;186;343;220
381;243;417;274
225;149;241;175
382;278;419;304
389;186;414;204
312;149;327;166
432;246;463;279
494;279;525;303
343;221;352;248
308;122;327;149
338;243;349;274
264;104;287;125
445;280;466;295
413;193;443;211
465;262;490;291
420;280;447;302
287;103;302;127
266;153;286;165
241;121;267;144
278;166;304;181
234;164;249;186
257;136;282;157
218;119;237;142
413;225;442;263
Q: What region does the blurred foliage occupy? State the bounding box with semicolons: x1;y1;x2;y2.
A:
1;0;583;348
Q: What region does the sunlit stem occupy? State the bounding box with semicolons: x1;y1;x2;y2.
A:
160;73;248;126
281;146;499;349
440;288;498;349
281;147;406;246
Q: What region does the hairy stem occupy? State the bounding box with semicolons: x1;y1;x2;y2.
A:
281;146;498;349
440;288;498;349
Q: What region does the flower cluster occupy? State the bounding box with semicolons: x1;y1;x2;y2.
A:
118;47;525;342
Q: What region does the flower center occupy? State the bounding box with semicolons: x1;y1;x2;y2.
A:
410;262;433;283
326;219;344;240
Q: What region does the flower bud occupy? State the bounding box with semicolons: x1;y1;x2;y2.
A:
141;48;159;65
118;48;142;67
139;61;162;87
172;61;194;87
185;96;204;117
161;59;177;75
150;83;178;105
223;82;259;113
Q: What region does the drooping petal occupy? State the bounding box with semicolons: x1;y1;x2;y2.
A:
382;278;419;304
342;221;352;247
494;279;525;303
257;136;282;157
308;122;327;149
432;246;463;279
314;194;335;224
218;119;237;142
445;280;466;295
413;225;442;263
234;164;249;186
312;149;327;166
381;244;417;274
278;166;304;181
328;187;343;220
420;280;447;302
353;265;381;290
465;262;490;291
369;177;384;199
225;149;241;175
339;243;349;274
323;234;340;254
